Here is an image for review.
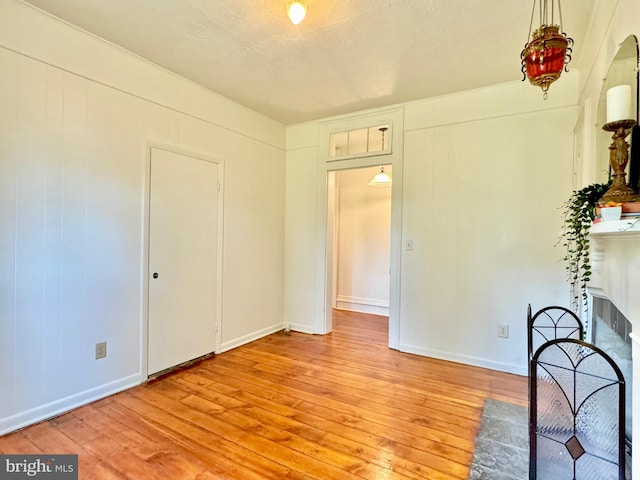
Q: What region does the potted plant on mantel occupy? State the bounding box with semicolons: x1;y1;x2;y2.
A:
558;182;611;310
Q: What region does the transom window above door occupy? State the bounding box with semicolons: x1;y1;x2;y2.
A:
329;124;391;160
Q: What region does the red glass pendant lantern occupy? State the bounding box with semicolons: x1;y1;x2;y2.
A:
520;0;573;99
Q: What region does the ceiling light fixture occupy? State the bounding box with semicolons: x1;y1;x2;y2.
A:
286;0;307;25
368;128;392;187
368;166;392;187
520;0;573;99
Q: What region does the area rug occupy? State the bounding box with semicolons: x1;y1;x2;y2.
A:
468;398;529;480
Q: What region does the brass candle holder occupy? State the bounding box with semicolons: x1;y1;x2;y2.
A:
598;119;640;205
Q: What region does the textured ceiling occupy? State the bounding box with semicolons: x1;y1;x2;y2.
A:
21;0;596;124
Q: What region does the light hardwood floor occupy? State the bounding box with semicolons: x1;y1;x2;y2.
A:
0;310;528;479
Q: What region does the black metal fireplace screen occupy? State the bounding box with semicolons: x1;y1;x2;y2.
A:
527;304;584;361
530;338;626;480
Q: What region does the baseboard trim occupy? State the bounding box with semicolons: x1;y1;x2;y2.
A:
335;295;389;316
220;323;287;353
398;343;527;376
287;322;318;334
0;373;143;436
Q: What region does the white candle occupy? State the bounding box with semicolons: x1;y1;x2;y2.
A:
606;85;632;123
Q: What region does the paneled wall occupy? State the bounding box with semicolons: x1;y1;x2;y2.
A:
401;104;576;372
285;78;579;374
0;0;285;434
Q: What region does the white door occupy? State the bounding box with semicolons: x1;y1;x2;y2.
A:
148;147;219;376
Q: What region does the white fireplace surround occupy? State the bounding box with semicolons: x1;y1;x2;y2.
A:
588;217;640;476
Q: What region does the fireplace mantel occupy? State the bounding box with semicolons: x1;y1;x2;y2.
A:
590;218;640;237
589;218;640;477
590;218;640;325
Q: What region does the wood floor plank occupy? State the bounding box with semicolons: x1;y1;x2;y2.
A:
0;309;527;479
96;401;270;480
202;353;477;453
0;432;43;454
224;347;481;430
170;375;467;480
120;387;375;480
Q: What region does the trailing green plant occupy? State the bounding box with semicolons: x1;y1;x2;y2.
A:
558;182;611;311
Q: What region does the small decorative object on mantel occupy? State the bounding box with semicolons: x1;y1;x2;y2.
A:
599;202;622;221
599;85;640;205
520;0;573;99
622;201;640;214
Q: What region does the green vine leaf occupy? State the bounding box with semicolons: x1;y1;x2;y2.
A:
558;182;610;312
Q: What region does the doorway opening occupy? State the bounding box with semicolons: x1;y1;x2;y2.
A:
325;165;392;336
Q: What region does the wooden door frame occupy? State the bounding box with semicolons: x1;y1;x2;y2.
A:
316;107;403;349
142;141;225;378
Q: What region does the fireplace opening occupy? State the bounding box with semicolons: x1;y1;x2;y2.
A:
591;296;633;476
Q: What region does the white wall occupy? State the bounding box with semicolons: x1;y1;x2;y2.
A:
0;0;285;435
335;166;392;315
283;125;319;334
402;89;577;373
285;77;579;375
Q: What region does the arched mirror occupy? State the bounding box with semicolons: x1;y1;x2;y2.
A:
596;35;639;185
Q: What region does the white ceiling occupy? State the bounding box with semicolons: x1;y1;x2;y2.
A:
22;0;596;124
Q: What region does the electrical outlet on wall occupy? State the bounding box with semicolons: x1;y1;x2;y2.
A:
498;325;509;338
95;341;107;359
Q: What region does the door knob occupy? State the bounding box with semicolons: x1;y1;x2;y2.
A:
153;273;159;279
